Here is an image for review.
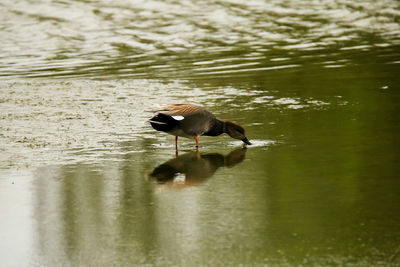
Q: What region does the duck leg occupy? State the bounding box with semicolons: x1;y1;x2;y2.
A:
195;136;199;156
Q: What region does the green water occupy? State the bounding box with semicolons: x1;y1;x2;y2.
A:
1;0;400;266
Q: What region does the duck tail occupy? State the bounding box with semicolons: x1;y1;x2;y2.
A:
149;113;180;132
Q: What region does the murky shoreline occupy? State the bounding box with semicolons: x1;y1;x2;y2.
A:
0;79;170;169
0;78;335;170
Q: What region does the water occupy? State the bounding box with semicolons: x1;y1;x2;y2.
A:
1;0;400;79
1;0;400;266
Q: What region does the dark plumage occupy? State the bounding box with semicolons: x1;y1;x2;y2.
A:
148;104;251;149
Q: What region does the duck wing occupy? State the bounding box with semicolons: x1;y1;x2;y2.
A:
152;104;209;117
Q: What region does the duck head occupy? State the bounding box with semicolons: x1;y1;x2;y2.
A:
224;121;252;145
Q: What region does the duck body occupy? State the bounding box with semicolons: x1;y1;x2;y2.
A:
150;105;222;138
149;104;251;148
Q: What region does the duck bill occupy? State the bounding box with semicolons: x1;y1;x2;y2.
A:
241;137;252;145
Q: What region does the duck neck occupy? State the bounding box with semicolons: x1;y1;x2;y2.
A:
203;119;225;136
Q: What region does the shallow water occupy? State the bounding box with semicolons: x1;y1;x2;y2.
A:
1;0;400;266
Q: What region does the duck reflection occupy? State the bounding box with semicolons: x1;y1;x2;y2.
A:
148;148;247;188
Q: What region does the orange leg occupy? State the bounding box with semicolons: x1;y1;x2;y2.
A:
195;136;199;156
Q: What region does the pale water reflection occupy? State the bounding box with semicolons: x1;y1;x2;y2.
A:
29;147;257;266
15;136;399;266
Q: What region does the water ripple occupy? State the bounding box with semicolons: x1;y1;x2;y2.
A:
0;0;399;78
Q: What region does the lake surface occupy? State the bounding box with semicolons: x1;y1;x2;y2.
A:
1;0;400;266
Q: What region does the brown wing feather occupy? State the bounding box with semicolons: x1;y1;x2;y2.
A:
153;104;209;117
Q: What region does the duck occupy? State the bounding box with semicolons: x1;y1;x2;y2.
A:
148;104;251;149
